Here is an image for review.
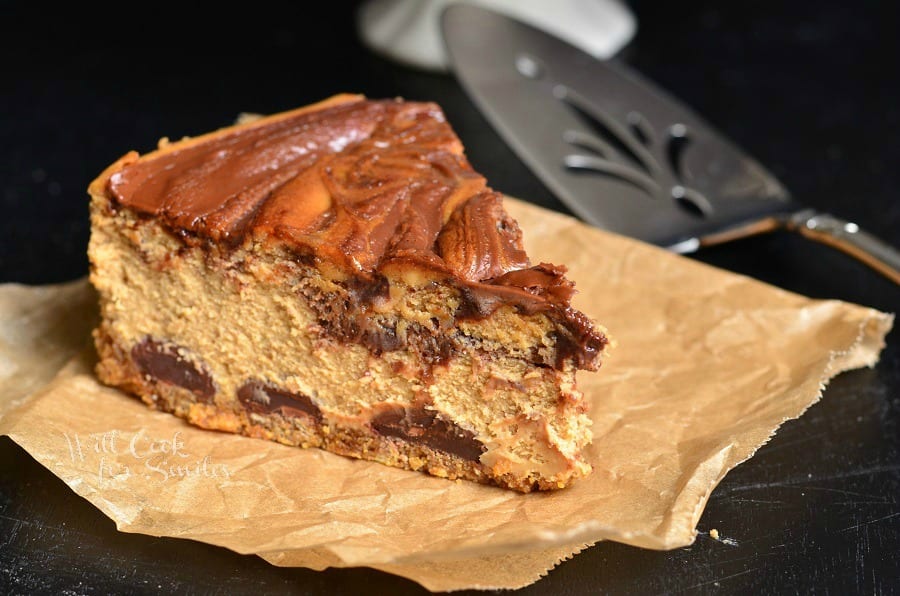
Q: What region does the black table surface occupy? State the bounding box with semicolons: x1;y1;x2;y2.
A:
2;1;899;594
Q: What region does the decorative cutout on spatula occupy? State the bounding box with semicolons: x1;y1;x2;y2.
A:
553;83;712;219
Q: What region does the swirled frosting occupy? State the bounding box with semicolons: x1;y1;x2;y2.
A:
101;94;607;368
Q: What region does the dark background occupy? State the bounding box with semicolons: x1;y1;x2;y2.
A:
2;1;899;594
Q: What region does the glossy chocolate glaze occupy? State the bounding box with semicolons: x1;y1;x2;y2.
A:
104;95;607;369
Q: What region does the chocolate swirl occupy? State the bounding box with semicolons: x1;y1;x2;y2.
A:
437;191;530;282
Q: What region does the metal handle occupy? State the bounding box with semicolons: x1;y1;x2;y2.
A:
687;208;900;285
785;209;900;285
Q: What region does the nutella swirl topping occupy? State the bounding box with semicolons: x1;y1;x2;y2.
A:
105;95;607;369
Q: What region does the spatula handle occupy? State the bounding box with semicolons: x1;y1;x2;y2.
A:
786;209;900;285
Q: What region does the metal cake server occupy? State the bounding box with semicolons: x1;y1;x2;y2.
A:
441;3;900;284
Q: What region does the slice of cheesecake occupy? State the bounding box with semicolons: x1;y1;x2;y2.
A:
87;94;609;492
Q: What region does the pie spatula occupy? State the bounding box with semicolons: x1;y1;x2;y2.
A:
441;3;900;284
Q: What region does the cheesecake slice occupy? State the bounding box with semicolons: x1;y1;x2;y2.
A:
87;94;609;492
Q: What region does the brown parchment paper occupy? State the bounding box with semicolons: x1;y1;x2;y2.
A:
0;198;893;592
